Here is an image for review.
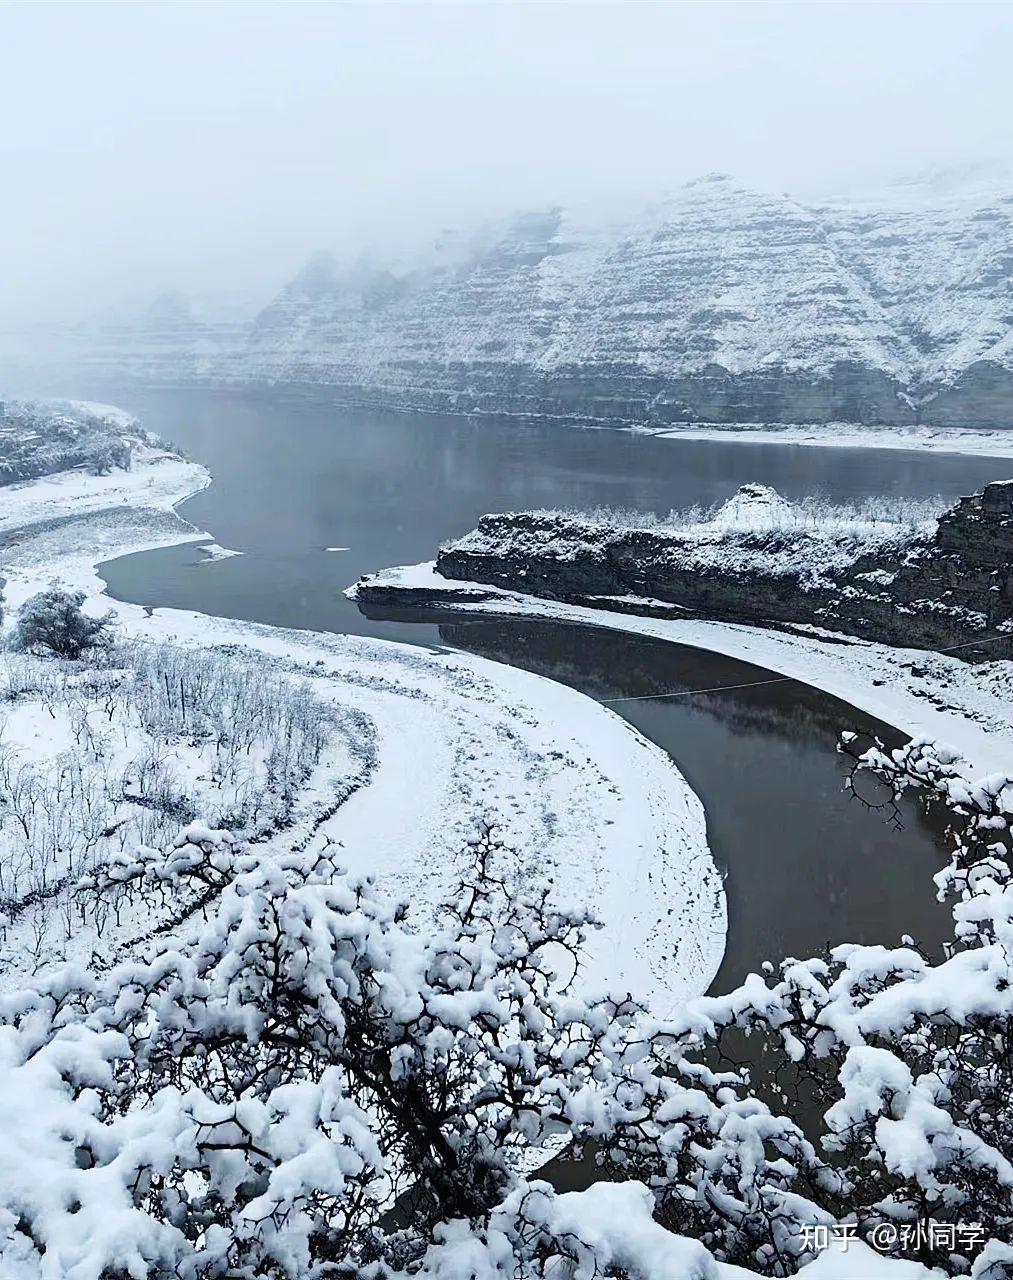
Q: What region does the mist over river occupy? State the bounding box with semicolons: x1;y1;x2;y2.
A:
90;388;1008;991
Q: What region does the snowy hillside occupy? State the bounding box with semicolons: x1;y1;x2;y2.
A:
14;171;1013;429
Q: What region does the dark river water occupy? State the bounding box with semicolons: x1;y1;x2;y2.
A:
89;387;1008;994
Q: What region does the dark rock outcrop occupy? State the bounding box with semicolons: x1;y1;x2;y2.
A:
427;481;1013;653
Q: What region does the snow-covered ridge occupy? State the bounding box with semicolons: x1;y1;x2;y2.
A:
13;173;1013;428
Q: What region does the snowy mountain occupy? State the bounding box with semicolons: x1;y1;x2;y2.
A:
9;173;1013;427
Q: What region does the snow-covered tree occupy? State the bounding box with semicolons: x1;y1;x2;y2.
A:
630;733;1013;1274
81;435;132;475
10;585;114;659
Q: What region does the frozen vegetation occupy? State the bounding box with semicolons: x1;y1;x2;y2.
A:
490;485;944;585
0;398;136;485
0;642;336;978
550;488;942;535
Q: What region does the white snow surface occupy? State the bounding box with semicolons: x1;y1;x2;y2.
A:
0;440;725;1010
60;398;140;431
0;446;210;546
414;1181;940;1280
651;422;1013;458
198;540;244;561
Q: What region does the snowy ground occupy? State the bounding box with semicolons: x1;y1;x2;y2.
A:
350;560;1013;778
641;420;1013;459
0;641;364;986
0;413;724;1009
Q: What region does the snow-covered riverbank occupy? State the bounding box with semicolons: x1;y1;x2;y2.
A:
643;420;1013;459
0;440;212;602
350;560;1013;778
0;408;725;1008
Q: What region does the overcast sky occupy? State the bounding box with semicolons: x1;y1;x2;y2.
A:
2;0;1012;325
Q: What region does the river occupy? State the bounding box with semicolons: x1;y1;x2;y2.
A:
90;387;1009;993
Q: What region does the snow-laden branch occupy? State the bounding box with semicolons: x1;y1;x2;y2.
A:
3;736;1013;1277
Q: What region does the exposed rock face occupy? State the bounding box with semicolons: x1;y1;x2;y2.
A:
11;172;1013;429
928;481;1013;627
430;481;1013;652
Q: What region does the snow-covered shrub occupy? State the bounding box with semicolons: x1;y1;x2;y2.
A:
0;643;338;975
10;585;114;659
81;434;132;475
0;825;658;1278
387;1180;943;1280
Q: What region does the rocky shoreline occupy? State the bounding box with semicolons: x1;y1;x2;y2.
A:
265;360;1013;432
355;480;1013;655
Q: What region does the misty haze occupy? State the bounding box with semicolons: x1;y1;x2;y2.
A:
2;5;1013;1280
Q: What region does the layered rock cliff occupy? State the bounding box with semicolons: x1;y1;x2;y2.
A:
10;172;1013;429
